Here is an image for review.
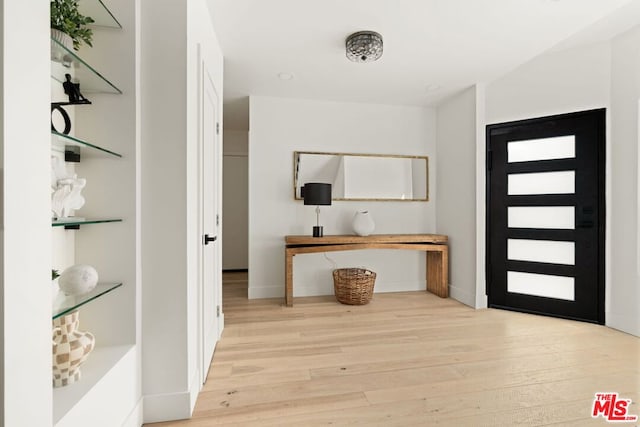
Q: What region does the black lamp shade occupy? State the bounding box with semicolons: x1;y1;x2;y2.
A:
302;183;332;205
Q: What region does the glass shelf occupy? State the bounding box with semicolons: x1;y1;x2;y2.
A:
52;131;123;159
79;0;122;29
53;282;122;320
51;38;122;94
52;218;123;228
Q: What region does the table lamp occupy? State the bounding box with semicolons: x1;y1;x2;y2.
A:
302;183;332;237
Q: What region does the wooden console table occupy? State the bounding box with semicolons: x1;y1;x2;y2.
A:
284;234;449;307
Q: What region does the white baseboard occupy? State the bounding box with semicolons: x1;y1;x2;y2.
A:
218;312;225;339
373;280;425;293
248;285;284;299
143;390;193;424
606;311;640;337
449;283;475;308
475;292;488;309
189;368;201;414
122;398;144;427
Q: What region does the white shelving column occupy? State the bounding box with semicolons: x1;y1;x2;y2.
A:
1;0;52;426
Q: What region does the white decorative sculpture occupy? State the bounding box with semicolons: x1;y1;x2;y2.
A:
51;155;86;219
58;264;99;296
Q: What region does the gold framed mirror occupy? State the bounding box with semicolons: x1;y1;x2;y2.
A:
294;151;429;201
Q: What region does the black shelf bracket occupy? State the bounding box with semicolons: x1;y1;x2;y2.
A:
64;145;81;163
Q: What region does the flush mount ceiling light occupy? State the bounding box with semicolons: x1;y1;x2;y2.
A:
345;31;383;63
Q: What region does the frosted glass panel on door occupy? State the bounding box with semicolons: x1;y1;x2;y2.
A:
508;171;575;195
507;271;575;301
508;206;575;229
508;239;575;265
508;135;575;163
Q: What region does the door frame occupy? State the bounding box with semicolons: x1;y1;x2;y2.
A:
485;108;606;323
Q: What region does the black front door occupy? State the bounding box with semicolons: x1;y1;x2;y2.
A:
486;109;605;323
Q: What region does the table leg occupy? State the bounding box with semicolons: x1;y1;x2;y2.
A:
426;247;449;298
285;249;293;306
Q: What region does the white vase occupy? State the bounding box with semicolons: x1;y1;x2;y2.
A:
51;29;74;64
51;29;73;49
58;264;99;296
352;210;375;236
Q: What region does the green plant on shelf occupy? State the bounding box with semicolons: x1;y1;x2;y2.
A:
50;0;94;50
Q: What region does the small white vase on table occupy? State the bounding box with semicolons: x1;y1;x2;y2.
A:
352;210;375;236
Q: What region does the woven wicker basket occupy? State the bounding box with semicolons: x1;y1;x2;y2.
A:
332;268;376;305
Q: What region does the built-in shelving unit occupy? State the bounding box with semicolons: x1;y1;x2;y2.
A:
52;282;123;319
51;38;122;94
52;131;123;159
50;1;134;424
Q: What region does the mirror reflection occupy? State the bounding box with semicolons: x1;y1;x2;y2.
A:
294;151;429;201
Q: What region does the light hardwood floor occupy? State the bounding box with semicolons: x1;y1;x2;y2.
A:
149;272;639;426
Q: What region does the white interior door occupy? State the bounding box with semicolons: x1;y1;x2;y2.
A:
200;56;220;382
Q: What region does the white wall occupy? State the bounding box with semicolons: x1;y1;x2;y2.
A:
436;86;480;307
484;39;639;336
224;129;248;153
486;43;611;122
222;130;248;270
141;0;224;421
609;26;640;335
1;2;5;420
1;0;52;425
141;2;188;417
249;96;436;298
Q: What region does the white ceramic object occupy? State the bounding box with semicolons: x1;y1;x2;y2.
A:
51;156;88;219
51;29;73;49
58;264;99;296
352;210;375;236
51;29;74;64
52;175;86;219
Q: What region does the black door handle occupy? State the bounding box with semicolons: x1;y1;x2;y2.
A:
578;206;595;228
204;234;217;245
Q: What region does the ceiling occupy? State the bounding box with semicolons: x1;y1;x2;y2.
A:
208;0;638;130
